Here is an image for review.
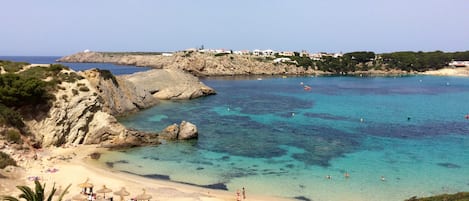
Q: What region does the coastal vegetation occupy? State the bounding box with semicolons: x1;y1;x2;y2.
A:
405;192;469;201
1;180;70;201
0;60;29;73
0;151;17;168
281;51;469;73
0;61;85;144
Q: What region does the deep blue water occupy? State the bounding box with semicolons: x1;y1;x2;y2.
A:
108;75;469;201
0;56;150;75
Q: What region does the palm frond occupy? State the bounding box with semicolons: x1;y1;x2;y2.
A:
1;195;20;201
17;185;36;201
55;184;71;201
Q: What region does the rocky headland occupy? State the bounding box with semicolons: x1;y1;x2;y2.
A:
0;63;214;151
58;51;322;76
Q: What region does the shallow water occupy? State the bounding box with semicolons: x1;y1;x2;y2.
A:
102;75;469;201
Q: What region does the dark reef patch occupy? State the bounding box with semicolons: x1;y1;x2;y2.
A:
361;121;469;139
143;174;171;180
304;112;351;121
437;162;461;169
200;183;228;190
105;161;114;168
294;196;312;201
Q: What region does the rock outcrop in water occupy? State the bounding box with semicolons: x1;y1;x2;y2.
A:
58;52;319;76
159;121;198;140
123;69;216;100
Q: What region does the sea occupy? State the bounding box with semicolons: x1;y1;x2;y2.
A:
2;56;469;201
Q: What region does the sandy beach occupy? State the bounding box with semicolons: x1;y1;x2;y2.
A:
0;145;293;201
420;66;469;77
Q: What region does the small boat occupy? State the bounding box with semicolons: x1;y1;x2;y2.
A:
304;85;312;91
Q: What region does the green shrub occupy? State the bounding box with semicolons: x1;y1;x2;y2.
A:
78;86;90;92
214;53;229;57
72;89;79;96
5;130;22;144
58;71;84;83
0;60;29;73
0;74;47;107
0;104;24;128
0;151;17;169
48;64;68;72
405;192;469;201
97;69;119;86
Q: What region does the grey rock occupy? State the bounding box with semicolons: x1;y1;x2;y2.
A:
123;69;216;100
178;121;198;140
159;124;179;140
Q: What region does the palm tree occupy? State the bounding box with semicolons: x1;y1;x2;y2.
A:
1;180;71;201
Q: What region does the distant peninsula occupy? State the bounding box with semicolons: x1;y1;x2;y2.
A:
58;49;469;76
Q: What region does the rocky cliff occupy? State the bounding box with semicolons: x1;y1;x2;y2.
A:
58;52;319;76
81;69;158;116
22;68;157;147
20;67;211;147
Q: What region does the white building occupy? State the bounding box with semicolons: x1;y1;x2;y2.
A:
262;49;275;56
273;58;292;63
278;51;294;57
253;49;262;56
449;61;469;67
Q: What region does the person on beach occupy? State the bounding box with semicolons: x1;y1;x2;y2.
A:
236;189;241;201
344;172;350;179
242;187;246;199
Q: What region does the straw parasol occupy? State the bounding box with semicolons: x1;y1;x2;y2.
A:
78;178;94;188
96;185;112;198
113;187;130;201
71;193;88;201
135;188;152;201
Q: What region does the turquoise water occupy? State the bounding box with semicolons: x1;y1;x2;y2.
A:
105;75;469;201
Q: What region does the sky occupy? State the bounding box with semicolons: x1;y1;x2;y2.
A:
1;0;469;56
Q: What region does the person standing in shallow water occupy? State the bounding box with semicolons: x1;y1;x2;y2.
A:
236;189;241;201
344;172;350;179
242;187;246;199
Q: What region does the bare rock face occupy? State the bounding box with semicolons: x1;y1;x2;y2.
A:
23;68;159;147
159;121;198;140
57;52;320;76
178;121;198;140
123;69;216;100
159;124;179;140
23;70;126;147
81;69;158;116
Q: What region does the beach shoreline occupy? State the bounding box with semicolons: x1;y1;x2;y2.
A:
0;145;294;201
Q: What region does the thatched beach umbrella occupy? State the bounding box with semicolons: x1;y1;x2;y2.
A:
96;185;112;198
113;187;130;201
135;188;152;201
78;178;94;194
71;193;88;201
